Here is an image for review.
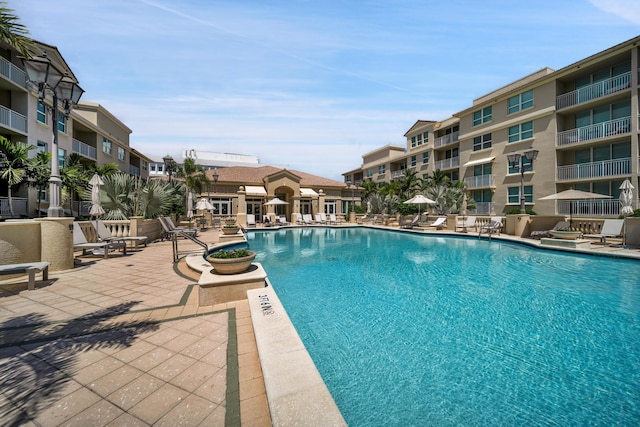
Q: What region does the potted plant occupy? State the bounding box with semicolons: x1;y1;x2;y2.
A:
224;217;237;225
206;248;256;274
221;224;240;235
550;227;582;240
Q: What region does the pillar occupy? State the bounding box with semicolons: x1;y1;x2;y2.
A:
37;217;74;271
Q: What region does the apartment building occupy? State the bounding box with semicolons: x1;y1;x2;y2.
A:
344;35;640;218
0;40;152;217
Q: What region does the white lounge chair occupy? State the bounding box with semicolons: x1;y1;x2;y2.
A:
246;214;257;228
427;217;446;229
96;219;147;249
73;222;126;258
402;215;420;229
303;214;314;224
277;216;290;226
294;213;304;225
315;213;327;224
455;216;477;233
583;219;624;244
478;217;502;237
329;214;340;224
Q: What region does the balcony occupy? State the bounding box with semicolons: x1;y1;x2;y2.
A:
129;164;140;176
390;170;405;180
435;156;459;170
0;56;26;87
0;197;27;217
557;199;620;217
556;72;631;110
471;202;493;215
434;131;459;148
72;139;97;160
557;116;631;147
464;175;494;189
557;158;630;181
0;105;26;134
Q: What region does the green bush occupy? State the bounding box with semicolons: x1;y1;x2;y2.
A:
505;208;537;215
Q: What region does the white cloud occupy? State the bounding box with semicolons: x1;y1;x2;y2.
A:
589;0;640;24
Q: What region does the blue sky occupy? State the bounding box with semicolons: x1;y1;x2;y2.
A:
13;0;640;180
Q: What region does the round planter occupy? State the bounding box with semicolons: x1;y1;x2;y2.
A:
550;230;582;240
206;251;256;274
221;226;240;235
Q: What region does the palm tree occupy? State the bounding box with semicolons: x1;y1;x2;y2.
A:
60;154;89;217
25;150;51;216
0;137;34;217
400;169;422;199
0;2;35;58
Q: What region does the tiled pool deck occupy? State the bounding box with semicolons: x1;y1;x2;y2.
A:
1;224;639;426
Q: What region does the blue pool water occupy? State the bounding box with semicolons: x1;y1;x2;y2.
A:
246;227;640;426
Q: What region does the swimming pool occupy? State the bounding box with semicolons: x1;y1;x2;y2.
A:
246;227;640;426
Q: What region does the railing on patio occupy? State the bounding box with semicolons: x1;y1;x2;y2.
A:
464;175;494;189
556;72;631;110
129;164;140;176
434;131;459;148
0;105;27;133
470;202;493;215
435;156;459;170
72;139;97;160
557;116;631;147
0;197;28;217
0;56;26;87
557;199;621;217
390;170;405;180
557;157;630;181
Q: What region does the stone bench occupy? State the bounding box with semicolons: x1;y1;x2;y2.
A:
0;262;49;290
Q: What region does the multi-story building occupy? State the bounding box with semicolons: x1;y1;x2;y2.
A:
0;40;152;217
344;35;640;218
148;149;261;179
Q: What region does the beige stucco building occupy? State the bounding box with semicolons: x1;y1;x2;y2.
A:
345;35;640;218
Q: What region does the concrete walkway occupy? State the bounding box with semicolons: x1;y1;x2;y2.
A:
0;228;270;426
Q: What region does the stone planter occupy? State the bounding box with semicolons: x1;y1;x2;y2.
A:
221;226;240;235
206;251;256;275
550;230;582;240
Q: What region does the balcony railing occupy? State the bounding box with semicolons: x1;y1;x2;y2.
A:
464;175;494;188
557;199;621;217
434;131;459;148
557;116;631;147
129;164;140;176
557;157;630;181
556;72;631;110
435;156;459;170
72;139;97;160
0;56;26;87
0;105;26;133
390;170;405;180
0;197;28;217
470;202;493;215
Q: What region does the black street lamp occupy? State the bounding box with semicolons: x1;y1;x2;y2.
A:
507;149;539;214
163;155;176;182
22;53;84;217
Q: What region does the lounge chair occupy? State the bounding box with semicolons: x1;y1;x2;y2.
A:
163;216;198;236
96;219;148;249
246;214;257;228
530;220;570;239
402;215;420;229
277;216;290;226
455;216;477;233
262;215;274;227
427;217;446;230
303;214;314;225
583;219;624;245
294;213;304;225
315;213;327;224
478;217;502;237
73;222;126;258
159;217;198;240
329;214;341;224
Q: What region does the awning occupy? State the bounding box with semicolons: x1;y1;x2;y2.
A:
245;185;267;196
300;188;319;197
463;156;495;167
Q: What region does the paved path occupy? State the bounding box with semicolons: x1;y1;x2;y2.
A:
0;228;270;426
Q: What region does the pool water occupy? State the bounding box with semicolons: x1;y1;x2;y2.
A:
246;227;640;426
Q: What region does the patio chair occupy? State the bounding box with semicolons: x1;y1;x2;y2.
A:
329;214;339;224
455;216;477;233
162;216;198;237
315;214;327;224
303;214;314;224
96;220;148;249
402;214;420;229
73;222;126;259
262;215;274;227
583;219;624;245
246;214;257;228
159;217;197;240
427;217;446;230
478;217;502;237
294;213;304;225
277;216;290;226
530;220;570;239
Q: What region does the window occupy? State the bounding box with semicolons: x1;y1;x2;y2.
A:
411;136;416;148
508;156;533;174
508;90;534;114
37;141;48;154
117;147;125;161
102;138;112;155
410;155;417;167
150;163;157;172
37;101;47;124
473;133;492;151
142;160;148;171
366;168;373;178
474;163;492;176
508;185;533;204
58;115;66;133
416;133;422;146
508;121;533;143
472;106;492;126
422;152;429;164
378;165;386;175
58;148;65;169
423;132;429;143
324;200;337;214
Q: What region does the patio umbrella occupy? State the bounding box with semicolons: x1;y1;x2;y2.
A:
540;188;612;226
619;179;634;216
186;191;194;219
404;194;436;215
195;197;214;211
89;173;105;218
264;197;289;206
460;193;468;217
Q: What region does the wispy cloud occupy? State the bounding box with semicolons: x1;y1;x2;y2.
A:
589;0;640;24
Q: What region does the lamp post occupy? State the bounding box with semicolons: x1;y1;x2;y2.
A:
346;177;353;214
507;149;539;214
22;54;84;217
162;155;176;182
211;168;219;214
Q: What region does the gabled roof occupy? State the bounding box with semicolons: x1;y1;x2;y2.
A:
205;166;347;188
404;120;436;137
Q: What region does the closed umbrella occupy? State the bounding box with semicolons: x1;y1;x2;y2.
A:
89;173;105;218
540;188;612;227
619;179;634;216
186;191;194;219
